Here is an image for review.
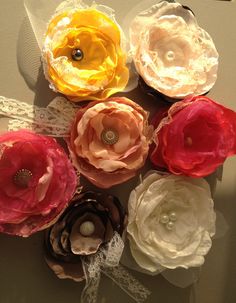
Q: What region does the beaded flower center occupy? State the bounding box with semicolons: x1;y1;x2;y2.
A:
101;129;119;145
160;211;177;231
13;169;33;188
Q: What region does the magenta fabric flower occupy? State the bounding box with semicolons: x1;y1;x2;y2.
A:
0;130;77;237
150;96;236;177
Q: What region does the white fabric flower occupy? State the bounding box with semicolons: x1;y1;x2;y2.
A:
127;172;216;271
130;1;219;98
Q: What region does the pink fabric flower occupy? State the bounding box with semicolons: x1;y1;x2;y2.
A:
0;130;77;237
68;97;153;188
150;96;236;177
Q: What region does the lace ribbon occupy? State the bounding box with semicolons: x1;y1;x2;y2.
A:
0;96;78;137
81;233;151;303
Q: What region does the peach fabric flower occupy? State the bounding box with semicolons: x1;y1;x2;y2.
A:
42;2;129;102
68;97;153;188
130;1;218;99
0;130;77;237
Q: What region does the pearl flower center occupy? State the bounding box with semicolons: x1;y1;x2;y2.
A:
79;221;95;237
165;50;175;62
160;211;177;231
71;48;84;61
186;137;193;146
13;169;33;188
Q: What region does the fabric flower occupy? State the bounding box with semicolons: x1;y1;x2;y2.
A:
150;96;236;177
44;191;126;281
0;130;77;237
42;2;129;102
68;97;153;188
127;172;216;271
130;1;219;99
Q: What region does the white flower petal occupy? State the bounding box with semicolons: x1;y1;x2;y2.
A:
130;1;219;98
127;172;216;270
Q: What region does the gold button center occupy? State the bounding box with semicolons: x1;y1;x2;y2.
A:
13;169;33;188
101;129;119;145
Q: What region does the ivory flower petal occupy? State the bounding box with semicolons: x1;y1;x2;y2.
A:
127;172;216;271
130;1;219;98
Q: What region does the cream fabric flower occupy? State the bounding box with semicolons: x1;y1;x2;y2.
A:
127;172;216;271
130;1;219;98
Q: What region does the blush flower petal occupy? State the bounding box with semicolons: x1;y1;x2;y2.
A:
130;1;219;99
68;97;153;188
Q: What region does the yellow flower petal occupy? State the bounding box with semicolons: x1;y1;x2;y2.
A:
43;8;129;102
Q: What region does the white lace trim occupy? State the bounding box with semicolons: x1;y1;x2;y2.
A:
0;96;78;137
81;233;150;303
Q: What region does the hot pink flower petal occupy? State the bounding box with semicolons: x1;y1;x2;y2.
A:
150;96;236;177
0;130;77;237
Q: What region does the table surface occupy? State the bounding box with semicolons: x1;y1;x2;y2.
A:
0;1;236;302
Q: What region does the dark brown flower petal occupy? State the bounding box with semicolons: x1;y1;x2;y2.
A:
44;191;126;282
49;221;67;256
45;251;84;282
97;193;126;235
45;228;79;263
104;219;114;243
60;229;71;253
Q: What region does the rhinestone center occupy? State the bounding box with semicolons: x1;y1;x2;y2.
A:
13;169;33;188
101;129;119;145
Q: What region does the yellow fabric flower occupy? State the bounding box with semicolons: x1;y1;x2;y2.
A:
43;8;129;102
